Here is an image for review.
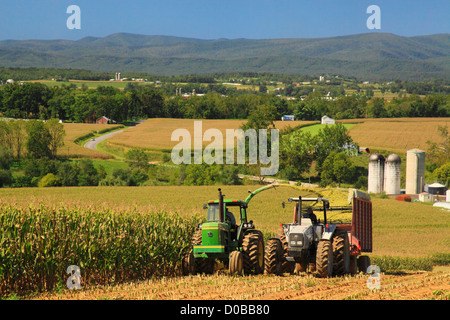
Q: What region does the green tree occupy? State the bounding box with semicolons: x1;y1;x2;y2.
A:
433;162;450;186
26;120;52;159
46;118;66;159
314;123;354;174
126;149;149;169
57;161;80;186
427;125;449;168
77;159;99;186
38;173;60;187
320;152;353;187
279;130;315;180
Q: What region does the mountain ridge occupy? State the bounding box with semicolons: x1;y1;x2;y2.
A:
0;32;448;80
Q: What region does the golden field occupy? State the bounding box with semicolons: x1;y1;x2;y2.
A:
344;118;450;153
59;123;123;159
106;118;315;151
104;117;448;155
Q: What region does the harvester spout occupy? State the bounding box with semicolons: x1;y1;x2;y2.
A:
244;184;277;204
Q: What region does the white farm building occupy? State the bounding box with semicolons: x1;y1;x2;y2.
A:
321;115;335;125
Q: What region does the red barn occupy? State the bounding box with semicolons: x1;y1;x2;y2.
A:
96;116;109;124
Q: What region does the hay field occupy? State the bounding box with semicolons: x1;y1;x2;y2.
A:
60;123;122;159
1;185;448;257
107;118;315;151
344;118;450;153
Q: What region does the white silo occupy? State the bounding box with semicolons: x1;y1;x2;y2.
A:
384;154;401;195
405;149;426;194
368;153;385;193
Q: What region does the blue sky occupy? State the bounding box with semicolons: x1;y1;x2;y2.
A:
0;0;448;40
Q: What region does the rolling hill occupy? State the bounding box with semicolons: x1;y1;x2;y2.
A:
0;32;448;80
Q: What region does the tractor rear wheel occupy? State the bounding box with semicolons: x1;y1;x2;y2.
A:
242;230;265;275
264;239;283;275
229;251;243;276
332;230;350;276
316;240;333;278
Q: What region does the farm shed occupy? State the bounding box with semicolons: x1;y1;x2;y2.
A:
419;193;433;202
321;115;335;124
428;183;447;195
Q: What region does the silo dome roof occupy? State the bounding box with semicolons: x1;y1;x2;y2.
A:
386;154;401;163
369;153;385;161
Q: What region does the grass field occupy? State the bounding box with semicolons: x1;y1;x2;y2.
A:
300;123;355;135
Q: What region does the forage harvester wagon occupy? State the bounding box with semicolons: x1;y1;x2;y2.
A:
265;189;373;277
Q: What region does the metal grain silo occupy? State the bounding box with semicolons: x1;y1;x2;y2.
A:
384;154;401;195
405;149;426;194
368;153;385;193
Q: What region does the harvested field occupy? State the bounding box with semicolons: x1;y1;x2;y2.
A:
30;267;450;300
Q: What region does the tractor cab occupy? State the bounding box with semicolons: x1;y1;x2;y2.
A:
194;190;254;259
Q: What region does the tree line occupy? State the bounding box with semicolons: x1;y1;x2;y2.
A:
0;82;448;123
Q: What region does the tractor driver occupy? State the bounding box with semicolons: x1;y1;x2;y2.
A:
303;207;318;224
225;208;236;227
225;208;237;240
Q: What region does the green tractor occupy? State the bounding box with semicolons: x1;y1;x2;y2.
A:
182;185;275;276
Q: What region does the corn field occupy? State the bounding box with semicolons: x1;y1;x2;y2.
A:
0;204;202;296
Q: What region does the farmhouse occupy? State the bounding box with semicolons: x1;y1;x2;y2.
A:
321;115;335;124
96;116;110;124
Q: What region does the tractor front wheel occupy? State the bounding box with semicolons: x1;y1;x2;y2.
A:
264;238;283;275
229;251;243;276
181;250;195;275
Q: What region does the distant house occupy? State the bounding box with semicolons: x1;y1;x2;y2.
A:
96;116;110;125
281;115;295;121
321;115;335;124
